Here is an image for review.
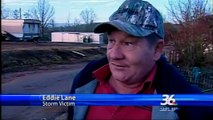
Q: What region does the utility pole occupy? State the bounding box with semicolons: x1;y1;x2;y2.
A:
19;8;22;19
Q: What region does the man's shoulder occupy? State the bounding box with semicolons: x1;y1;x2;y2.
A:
155;56;202;94
157;56;184;79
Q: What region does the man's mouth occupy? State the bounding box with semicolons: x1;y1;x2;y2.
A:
111;63;127;68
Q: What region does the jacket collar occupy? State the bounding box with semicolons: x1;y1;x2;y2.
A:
73;79;178;120
74;80;98;120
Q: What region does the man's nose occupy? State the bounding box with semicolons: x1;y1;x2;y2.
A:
108;44;124;60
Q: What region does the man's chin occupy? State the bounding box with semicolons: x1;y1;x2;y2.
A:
112;73;128;82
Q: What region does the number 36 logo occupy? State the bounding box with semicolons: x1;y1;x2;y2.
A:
160;94;176;106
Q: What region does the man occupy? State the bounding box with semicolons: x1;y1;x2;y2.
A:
68;0;213;120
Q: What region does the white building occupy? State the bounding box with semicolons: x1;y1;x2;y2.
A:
2;19;41;41
51;32;105;44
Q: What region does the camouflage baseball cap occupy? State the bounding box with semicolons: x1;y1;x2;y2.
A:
94;0;165;39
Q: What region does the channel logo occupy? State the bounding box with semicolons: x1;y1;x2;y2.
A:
160;94;178;112
160;94;177;106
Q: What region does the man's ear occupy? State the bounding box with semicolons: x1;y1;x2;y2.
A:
153;39;164;61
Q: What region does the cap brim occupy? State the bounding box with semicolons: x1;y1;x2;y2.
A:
94;20;153;37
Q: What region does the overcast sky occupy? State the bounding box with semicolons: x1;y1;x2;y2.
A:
2;0;213;23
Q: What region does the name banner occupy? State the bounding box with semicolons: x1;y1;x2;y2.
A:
0;94;213;106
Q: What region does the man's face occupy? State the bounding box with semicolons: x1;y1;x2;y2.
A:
107;30;162;84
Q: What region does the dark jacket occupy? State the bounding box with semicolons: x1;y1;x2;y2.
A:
68;56;213;120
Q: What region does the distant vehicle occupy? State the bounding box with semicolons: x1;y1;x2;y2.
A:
1;19;41;42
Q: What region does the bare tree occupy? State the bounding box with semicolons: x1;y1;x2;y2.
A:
23;10;33;19
80;8;97;24
32;0;55;38
1;3;10;19
166;0;213;67
167;0;212;25
12;9;20;19
73;18;81;26
66;12;72;27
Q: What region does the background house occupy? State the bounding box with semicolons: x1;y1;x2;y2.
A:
51;32;105;44
2;19;41;41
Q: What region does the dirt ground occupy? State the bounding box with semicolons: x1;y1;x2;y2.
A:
1;41;106;73
1;41;106;120
1;41;104;51
1;62;88;120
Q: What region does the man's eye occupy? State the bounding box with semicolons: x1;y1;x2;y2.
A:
109;40;115;43
124;42;134;46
